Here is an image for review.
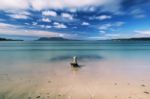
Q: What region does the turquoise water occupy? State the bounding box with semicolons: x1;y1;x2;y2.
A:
0;41;150;63
0;40;150;73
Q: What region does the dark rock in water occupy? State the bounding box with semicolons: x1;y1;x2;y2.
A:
58;94;61;96
144;91;149;94
28;97;31;99
114;83;117;86
70;62;79;67
36;96;40;98
141;84;146;87
70;56;80;67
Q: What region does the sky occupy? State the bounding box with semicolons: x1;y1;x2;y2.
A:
0;0;150;40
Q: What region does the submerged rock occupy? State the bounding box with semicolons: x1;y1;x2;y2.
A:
36;96;40;98
141;84;146;87
144;91;149;94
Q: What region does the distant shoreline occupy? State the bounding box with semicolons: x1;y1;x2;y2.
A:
36;37;150;41
0;37;23;41
1;37;150;41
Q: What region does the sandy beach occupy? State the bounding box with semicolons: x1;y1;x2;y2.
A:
0;58;150;99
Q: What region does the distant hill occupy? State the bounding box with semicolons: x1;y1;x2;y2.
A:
37;37;150;41
37;37;75;41
112;37;150;41
0;37;23;41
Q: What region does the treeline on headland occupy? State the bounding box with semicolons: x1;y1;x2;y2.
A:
112;37;150;41
36;37;79;41
0;37;23;41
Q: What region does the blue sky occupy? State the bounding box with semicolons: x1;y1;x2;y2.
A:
0;0;150;40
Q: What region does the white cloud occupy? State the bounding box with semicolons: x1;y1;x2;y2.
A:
45;25;52;29
99;23;112;30
104;33;120;37
6;10;31;15
82;22;90;26
99;30;106;34
0;22;71;38
0;19;5;21
53;22;67;29
134;30;150;35
130;9;142;15
39;24;52;29
42;10;57;17
99;22;124;30
101;0;122;14
0;28;61;37
7;10;30;19
54;24;67;29
61;13;73;20
32;22;37;26
53;22;59;25
25;23;30;25
42;18;51;22
115;22;125;27
39;25;45;28
134;14;146;18
89;33;121;40
30;0;48;11
0;0;122;13
73;26;77;29
69;8;77;13
97;15;112;20
29;0;121;11
9;14;28;19
130;8;146;18
0;23;11;27
134;30;150;37
89;7;95;12
0;23;17;28
0;0;29;10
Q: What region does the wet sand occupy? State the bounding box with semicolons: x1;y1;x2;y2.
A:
0;59;150;99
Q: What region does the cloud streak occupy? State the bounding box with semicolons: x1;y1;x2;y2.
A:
42;10;57;16
0;23;71;39
0;0;122;12
97;15;112;20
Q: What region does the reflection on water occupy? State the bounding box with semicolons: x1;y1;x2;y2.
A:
49;54;103;62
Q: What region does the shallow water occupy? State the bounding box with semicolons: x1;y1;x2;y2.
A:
0;41;150;99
